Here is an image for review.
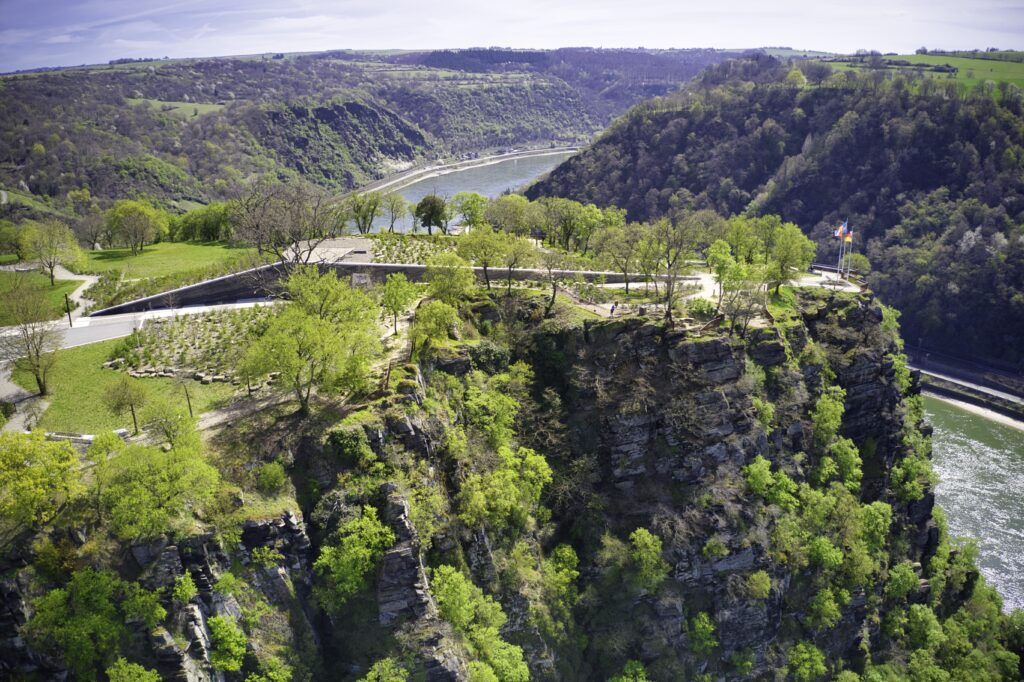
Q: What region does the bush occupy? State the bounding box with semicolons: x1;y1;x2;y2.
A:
788;641;826;682
314;506;395;611
257;461;287;493
207;615;246;671
325;425;377;468
251;546;284;569
172;572;198;603
629;528;670;592
359;658;409;681
107;658;160;682
688;612;717;656
746;570;771;599
886;560;920;600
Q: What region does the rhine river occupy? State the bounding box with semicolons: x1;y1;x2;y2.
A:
375;151;1024;612
371;151;574;232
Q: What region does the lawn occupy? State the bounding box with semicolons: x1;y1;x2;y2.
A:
81;241;255;279
12;339;235;433
126;98;226;119
0;254;18;264
818;52;1024;90
0;271;80;325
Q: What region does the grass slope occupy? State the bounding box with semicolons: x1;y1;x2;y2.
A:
0;271;79;325
821;52;1024;89
12;339;234;433
126;98;226;119
81;241;255;279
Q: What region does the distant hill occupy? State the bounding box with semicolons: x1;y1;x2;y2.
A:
0;47;742;215
528;55;1024;367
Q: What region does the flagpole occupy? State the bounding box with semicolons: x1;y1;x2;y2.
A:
836;224;845;281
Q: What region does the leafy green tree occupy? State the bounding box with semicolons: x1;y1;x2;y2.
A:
257;461;287;493
629;527;670;592
415;194;449;235
96;443;219;540
359;658;409;682
381;272;418;333
609;660;649;682
452;192;488;227
593;224;642;292
720;260;768;335
314;505;395;610
19;219;82;284
724;215;762;264
458;446;552;531
501;235;536;294
103;375;147;433
886;560;920;600
688;612;718;656
0;277;64;396
705;239;735;312
426;252;475;304
105;199;168;255
485;194;531;236
107;658;161;682
457;226;507;289
811;385;846;449
172;571;198;603
411;300;460;355
208;615;247;671
381;193;409;233
347;191;383;234
0;431;81;550
768;222;816;294
431;565;529;682
787;641;826;682
25;569;165;680
142;397;198;448
746;570;771;599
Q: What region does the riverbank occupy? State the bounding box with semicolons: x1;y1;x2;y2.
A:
356;146;580;196
919;372;1024;424
924;391;1024;433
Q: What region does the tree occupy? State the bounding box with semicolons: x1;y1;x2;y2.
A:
501;236;536;294
107;659;161;682
452;192;488;227
485;194;531;236
629;528;669;592
720;261;767;336
381;272;418;333
457;226;507;289
359;658;409;682
105;200;168;255
231;179;347;265
314;505;395;611
20;219;81;284
348;191;383;234
103;375;147;433
0;278;63;395
706;239;735;312
724;215;761;264
654;211;716;324
244;268;381;411
208;616;247;671
143;398;200;450
593;224;642;293
0;431;81;550
415;194;449;235
769;222;816;294
411;300;460;356
24;569;165;680
381;193;409;233
787;641;826;682
96;443;218;539
538;248;565;316
609;661;649;682
426;252;475;304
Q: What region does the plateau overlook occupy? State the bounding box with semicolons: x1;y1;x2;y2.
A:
0;44;1023;682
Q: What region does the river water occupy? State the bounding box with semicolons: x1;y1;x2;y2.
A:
925;396;1024;610
370;153;1024;612
371;151;574;232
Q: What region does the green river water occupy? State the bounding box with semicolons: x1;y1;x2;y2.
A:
925;396;1024;610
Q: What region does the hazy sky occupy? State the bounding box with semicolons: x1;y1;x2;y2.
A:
1;0;1022;72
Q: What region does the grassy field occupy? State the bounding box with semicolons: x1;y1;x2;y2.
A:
0;271;80;325
820;52;1024;90
12;339;235;433
126;98;226;118
82;241;255;279
0;254;18;264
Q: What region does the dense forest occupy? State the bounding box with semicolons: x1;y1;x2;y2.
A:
0;48;740;214
528;55;1024;367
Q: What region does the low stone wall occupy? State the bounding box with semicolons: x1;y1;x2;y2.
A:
89;261;631;317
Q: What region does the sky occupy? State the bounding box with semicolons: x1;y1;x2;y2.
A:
1;0;1022;72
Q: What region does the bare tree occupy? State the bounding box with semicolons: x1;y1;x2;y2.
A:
0;279;63;396
231;179;347;266
382;193;409;233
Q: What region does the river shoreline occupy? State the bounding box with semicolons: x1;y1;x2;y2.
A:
356;146;580;196
924;390;1024;433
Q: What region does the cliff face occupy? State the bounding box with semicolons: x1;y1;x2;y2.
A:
6;289;1018;681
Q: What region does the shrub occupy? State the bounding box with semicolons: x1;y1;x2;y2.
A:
629;528;670;592
688;612;717;656
886;560;920;600
257;461;287;494
251;546;284;569
207;615;246;671
788;641;826;682
359;657;409;681
172;572;198;603
325;425;377;468
609;660;650;681
107;658;160;682
746;570;771;599
702;537;729;560
314;506;395;611
811;384;846;449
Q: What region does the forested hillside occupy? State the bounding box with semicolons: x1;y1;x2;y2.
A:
0;48;737;214
528;56;1024;367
